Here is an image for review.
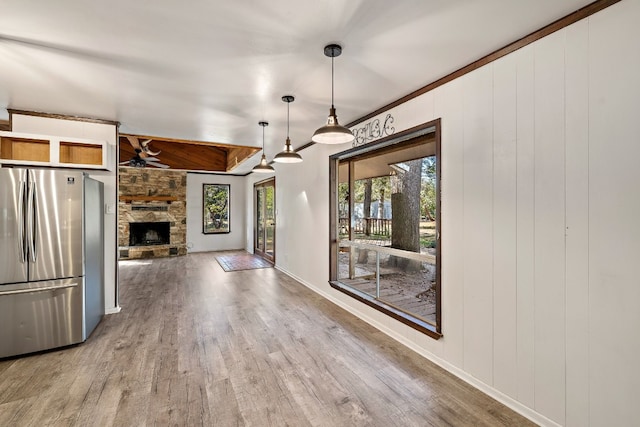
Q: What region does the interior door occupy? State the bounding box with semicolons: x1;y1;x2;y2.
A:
254;178;275;263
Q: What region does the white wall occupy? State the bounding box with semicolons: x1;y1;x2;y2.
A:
256;2;640;426
10;114;119;313
186;172;246;252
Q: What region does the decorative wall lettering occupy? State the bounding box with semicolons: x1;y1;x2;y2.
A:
351;114;395;147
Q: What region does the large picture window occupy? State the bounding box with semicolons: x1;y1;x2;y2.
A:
329;120;441;338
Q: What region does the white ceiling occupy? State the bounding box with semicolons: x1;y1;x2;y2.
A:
0;0;593;174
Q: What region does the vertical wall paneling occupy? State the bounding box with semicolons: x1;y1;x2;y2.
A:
461;66;494;385
533;31;566;424
588;1;640;425
491;54;518;399
434;80;465;367
563;18;590;427
515;45;536;409
249;4;636;426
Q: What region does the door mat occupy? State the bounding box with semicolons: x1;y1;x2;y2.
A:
215;253;273;272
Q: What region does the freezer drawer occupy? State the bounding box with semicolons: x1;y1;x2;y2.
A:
0;278;84;358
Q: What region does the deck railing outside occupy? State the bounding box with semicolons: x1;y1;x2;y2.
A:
338;217;392;237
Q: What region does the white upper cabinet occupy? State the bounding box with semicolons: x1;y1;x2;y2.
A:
0;131;111;171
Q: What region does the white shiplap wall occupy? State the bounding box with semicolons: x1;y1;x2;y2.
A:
588;2;640;425
259;1;640;425
564;18;590;427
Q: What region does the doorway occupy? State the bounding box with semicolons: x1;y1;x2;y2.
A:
254;178;275;263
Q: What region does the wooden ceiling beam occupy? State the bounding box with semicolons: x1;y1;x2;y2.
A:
226;146;260;171
119;138;227;171
120;133;259;150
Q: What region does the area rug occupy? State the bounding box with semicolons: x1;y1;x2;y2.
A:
215;252;273;272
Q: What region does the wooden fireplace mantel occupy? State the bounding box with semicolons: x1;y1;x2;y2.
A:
118;195;178;203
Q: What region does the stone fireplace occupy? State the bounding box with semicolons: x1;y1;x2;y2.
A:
118;167;187;259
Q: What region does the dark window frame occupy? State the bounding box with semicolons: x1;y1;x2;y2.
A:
329;119;442;339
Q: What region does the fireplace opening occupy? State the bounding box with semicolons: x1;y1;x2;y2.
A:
129;222;170;246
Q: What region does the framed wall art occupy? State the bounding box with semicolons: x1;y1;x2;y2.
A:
203;184;230;234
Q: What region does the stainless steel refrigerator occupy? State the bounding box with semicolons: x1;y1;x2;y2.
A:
0;168;104;358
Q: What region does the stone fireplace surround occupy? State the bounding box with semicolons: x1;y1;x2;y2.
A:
118;167;187;259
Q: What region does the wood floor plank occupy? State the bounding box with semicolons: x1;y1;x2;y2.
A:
0;252;535;426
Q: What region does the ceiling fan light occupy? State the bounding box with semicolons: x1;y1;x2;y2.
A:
311;106;354;144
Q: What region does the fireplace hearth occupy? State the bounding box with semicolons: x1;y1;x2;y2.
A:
129;222;170;246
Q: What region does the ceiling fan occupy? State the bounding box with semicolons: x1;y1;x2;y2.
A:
119;135;169;168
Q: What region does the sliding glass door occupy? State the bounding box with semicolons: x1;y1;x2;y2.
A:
254;178;275;263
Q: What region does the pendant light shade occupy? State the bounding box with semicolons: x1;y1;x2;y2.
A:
274;95;303;164
312;44;354;145
252;121;275;173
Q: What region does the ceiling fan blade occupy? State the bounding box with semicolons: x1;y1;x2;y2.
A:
125;135;141;149
125;135;149;158
147;161;170;169
141;139;161;156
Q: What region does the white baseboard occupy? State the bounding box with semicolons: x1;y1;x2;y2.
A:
105;306;122;315
274;265;561;427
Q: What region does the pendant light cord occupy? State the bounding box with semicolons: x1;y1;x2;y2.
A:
262;125;266;153
331;55;335;109
287;101;290;138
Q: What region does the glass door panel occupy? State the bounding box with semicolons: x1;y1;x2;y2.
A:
254;178;275;263
257;188;264;251
265;186;275;257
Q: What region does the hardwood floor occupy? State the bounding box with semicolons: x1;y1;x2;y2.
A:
0;252;535;426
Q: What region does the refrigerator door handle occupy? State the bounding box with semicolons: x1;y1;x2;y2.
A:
17;179;26;263
32;184;38;262
27;171;38;263
0;282;78;296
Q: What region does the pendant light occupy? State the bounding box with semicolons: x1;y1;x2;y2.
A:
252;121;275;173
273;95;303;163
311;44;354;145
